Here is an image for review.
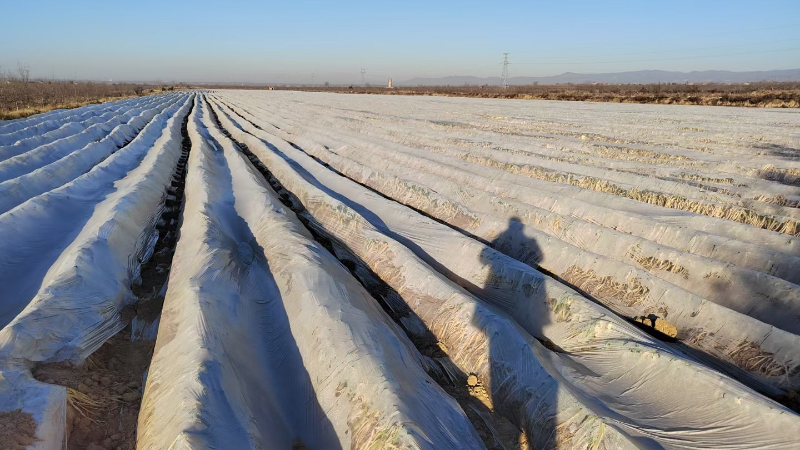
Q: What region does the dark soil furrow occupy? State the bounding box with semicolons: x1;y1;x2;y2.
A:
31;99;195;450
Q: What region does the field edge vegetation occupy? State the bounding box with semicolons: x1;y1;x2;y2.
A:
0;72;187;121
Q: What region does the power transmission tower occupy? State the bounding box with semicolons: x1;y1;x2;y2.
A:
361;68;366;86
501;53;510;89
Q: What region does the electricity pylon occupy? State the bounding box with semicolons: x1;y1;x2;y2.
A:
501;53;510;89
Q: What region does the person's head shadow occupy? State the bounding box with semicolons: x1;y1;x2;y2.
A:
484;217;543;267
477;217;561;449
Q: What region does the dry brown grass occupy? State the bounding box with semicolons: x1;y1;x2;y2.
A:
584;144;692;162
561;265;650;308
66;388;106;421
627;249;689;279
728;340;787;378
677;173;738;185
756;194;799;207
0;80;182;120
759;166;800;187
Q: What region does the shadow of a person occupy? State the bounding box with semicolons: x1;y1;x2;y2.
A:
486;217;544;268
478;217;561;449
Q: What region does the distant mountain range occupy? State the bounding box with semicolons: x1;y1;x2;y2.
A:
399;69;800;86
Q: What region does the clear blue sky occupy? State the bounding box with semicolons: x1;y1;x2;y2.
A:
2;0;798;83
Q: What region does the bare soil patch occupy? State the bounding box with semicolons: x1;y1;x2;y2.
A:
33;330;154;450
0;409;38;450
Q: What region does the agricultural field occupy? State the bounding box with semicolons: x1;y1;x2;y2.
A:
0;90;798;449
275;82;800;108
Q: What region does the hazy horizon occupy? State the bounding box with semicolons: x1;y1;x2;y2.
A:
3;0;799;84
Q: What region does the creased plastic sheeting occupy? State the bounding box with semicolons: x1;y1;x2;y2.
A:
0;95;144;141
0;95;191;361
328;240;635;450
0;94;169;161
258;91;800;207
455;137;800;218
0;94;170;160
0;95;191;330
0;95;176;183
303;103;800;208
0;96;186;215
382;128;800;223
231;95;800;279
209;101;635;449
212;97;800;450
0;95;192;450
219;96;800;394
0;108;71;135
138;97;484;450
277;126;800;392
224;93;799;260
294;129;800;315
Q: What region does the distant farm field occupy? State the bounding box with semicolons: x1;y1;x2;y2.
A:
270;81;800;107
0;90;799;449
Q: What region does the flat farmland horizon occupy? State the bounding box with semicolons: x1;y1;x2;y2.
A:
0;88;798;449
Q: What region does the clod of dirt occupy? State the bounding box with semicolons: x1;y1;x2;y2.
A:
634;315;678;338
0;409;38;450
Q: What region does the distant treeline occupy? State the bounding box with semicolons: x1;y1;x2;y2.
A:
204;82;800;108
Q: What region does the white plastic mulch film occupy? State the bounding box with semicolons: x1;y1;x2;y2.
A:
137;96;484;449
0;93;193;449
210;93;800;394
207;90;800;449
